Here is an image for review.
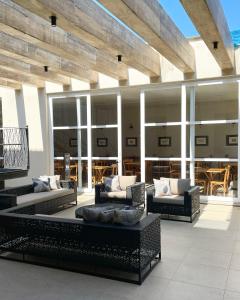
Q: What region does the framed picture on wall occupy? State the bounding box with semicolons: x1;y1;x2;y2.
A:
158;137;171;147
195;136;208;146
97;138;108;147
69;138;77;147
126;137;137;147
226;135;238;146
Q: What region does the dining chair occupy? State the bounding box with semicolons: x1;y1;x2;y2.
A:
195;166;208;194
209;165;231;196
123;159;134;176
169;162;181;178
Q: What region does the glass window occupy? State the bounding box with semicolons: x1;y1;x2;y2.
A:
145;88;181;123
91;94;117;125
145;160;181;184
145;126;181;158
54;129;87;157
53;98;77;127
195;83;238;121
194;162;237;198
92;128;117;157
195;124;237;159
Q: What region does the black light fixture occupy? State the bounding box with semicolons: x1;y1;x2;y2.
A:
50;15;57;27
44;66;48;72
213;41;218;49
117;54;122;62
129;123;134;129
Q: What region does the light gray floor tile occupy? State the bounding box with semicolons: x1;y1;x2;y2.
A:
230;253;240;271
226;269;240;292
184;248;232;269
162;281;224;300
224;290;240;300
173;262;228;289
151;258;181;279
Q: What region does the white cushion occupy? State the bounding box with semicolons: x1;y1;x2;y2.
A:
17;189;73;205
154;178;171;197
100;191;127;199
160;177;190;195
40;175;61;190
118;176;137;191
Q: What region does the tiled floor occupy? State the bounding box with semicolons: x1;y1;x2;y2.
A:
1;194;240;300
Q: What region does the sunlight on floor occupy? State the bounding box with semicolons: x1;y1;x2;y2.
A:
193;204;235;231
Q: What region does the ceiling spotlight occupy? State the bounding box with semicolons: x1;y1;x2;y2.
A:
44;66;48;72
50;15;57;27
213;41;218;49
117;54;122;62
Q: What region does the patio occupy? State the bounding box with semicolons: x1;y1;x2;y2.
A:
0;194;239;300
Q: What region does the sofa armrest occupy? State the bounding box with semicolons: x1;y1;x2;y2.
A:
146;184;155;196
60;180;77;193
126;182;145;206
95;183;105;204
184;186;200;213
0;193;17;209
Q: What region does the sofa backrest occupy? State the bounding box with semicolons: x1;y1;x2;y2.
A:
118;176;137;191
160;177;190;195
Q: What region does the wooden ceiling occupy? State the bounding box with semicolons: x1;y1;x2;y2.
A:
0;0;236;90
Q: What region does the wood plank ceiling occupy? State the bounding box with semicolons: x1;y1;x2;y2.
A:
0;0;236;89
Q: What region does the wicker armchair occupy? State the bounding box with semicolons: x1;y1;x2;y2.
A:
95;182;145;207
146;184;200;222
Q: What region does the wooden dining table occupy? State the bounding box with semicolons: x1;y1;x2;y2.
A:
92;165;112;183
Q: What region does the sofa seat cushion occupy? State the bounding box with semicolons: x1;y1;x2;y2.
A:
100;191;127;199
17;188;73;205
153;195;184;205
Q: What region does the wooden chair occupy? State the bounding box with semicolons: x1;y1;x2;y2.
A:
123;159;134;176
169;162;181;178
210;165;231;196
69;162;78;182
195;167;208;194
110;163;118;175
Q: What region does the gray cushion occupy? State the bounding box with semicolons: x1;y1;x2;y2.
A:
32;178;50;193
153;195;184;205
99;209;115;223
170;178;190;195
113;207;144;225
100;191;127;199
104;176;121;192
82;206;114;222
118;176;137;191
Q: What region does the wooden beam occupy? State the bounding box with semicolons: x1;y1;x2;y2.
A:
0;78;21;89
13;0;161;77
0;32;98;83
180;0;235;70
0;1;128;80
0;67;45;87
99;0;195;73
0;54;70;85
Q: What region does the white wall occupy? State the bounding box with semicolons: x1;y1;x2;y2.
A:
0;85;50;187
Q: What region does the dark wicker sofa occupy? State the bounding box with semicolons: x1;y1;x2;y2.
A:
146;184;200;222
0;180;77;210
0;202;161;284
95;182;145;207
